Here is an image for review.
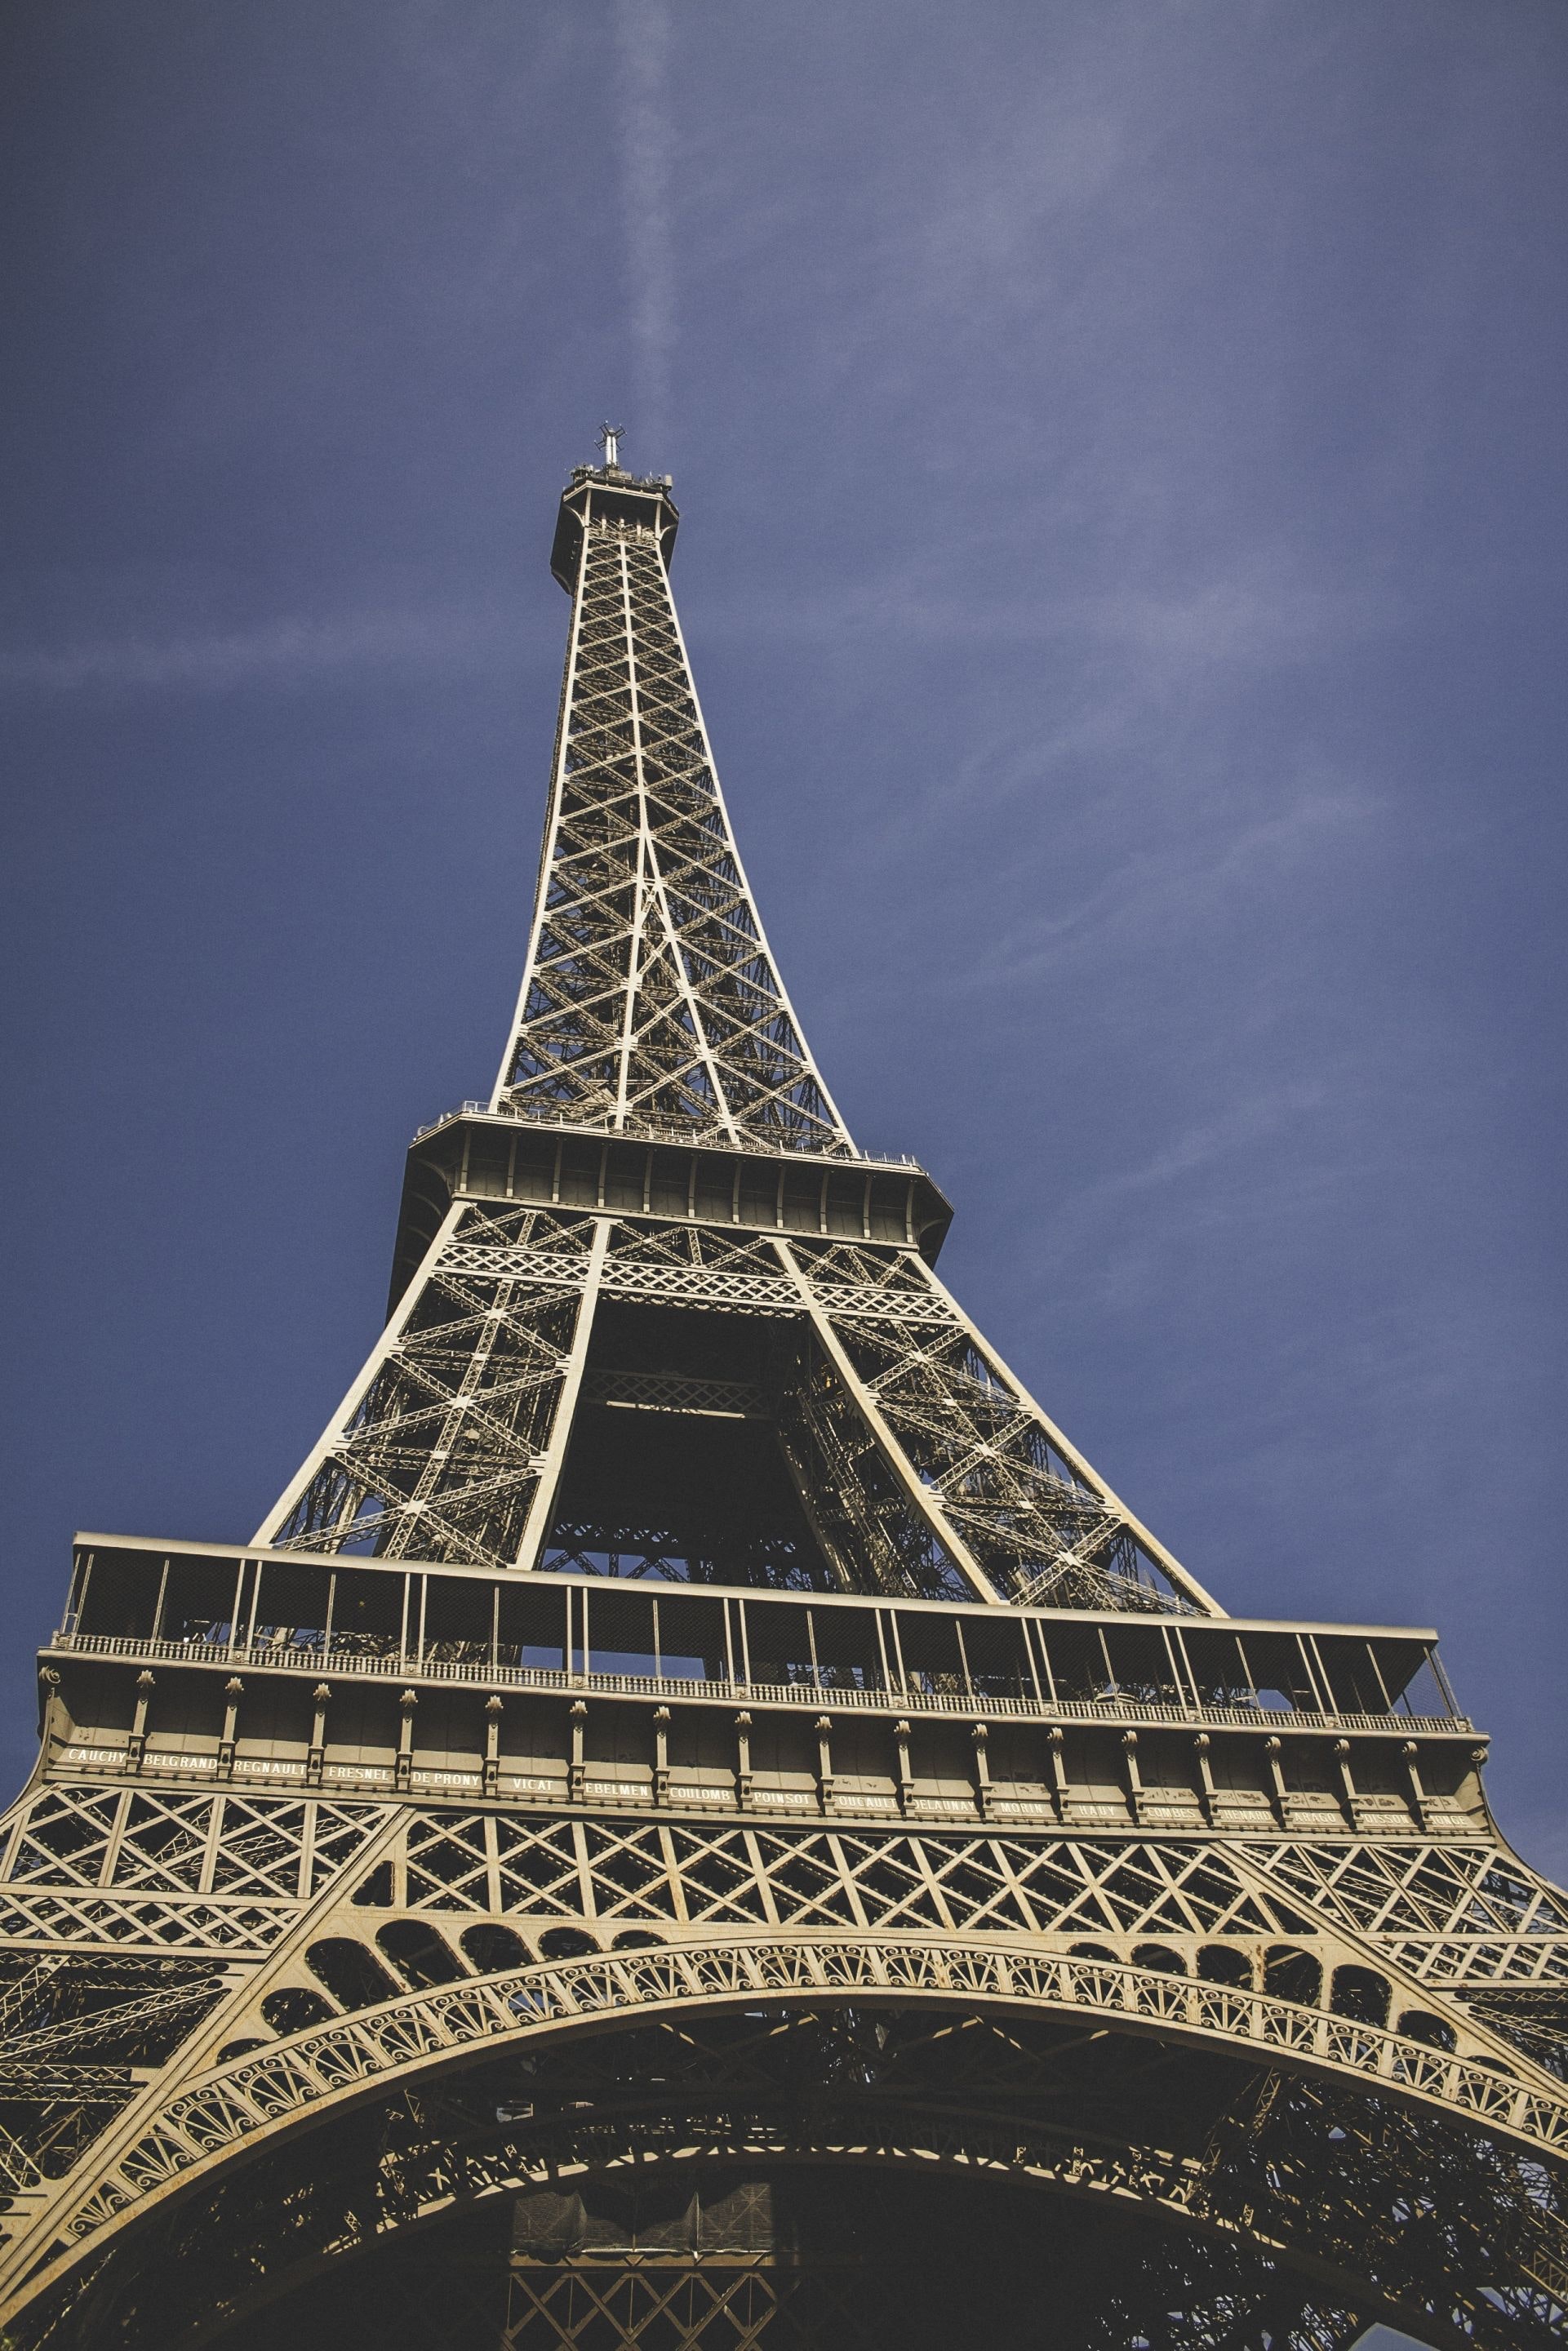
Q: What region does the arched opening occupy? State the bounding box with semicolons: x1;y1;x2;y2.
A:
377;1921;468;1989
460;1922;534;1975
260;1988;335;2036
308;1937;401;2012
1263;1945;1321;2005
539;1926;601;1960
1397;2008;1456;2053
1330;1966;1390;2028
1130;1943;1185;1976
1196;1946;1250;1989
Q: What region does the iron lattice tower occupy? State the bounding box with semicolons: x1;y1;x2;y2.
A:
0;453;1564;2351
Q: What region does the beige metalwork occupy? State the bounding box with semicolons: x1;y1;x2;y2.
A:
0;452;1562;2350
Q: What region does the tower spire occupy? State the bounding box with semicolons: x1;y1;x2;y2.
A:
494;460;854;1155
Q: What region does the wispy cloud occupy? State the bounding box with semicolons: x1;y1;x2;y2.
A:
615;0;675;456
970;776;1381;989
1104;1079;1336;1196
689;547;1393;666
0;602;526;695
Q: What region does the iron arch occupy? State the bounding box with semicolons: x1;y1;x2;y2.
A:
2;1933;1563;2349
12;2003;1557;2351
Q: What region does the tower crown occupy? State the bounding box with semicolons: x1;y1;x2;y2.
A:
549;461;679;589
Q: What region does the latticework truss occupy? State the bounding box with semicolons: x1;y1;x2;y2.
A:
494;501;850;1154
2;456;1562;2348
258;1201;1213;1614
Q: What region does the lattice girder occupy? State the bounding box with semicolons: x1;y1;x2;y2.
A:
256;1184;1216;1607
1;1749;1565;2329
494;522;851;1155
260;1207;602;1569
2;1893;1564;2349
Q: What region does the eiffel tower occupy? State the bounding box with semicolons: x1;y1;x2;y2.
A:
1;440;1564;2351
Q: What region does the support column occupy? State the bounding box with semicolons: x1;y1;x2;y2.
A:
514;1222;611;1570
735;1712;753;1811
307;1684;330;1789
1193;1731;1218;1826
653;1707;671;1806
1046;1726;1068;1822
36;1669;61;1759
1264;1735;1288;1826
972;1722;993;1820
773;1242;997;1603
894;1719;914;1815
569;1700;587;1803
1120;1729;1143;1824
251;1198;468;1548
1401;1739;1432;1830
1333;1736;1358;1827
126;1672;155;1774
219;1678;243;1780
815;1715;835;1814
484;1695;503;1797
396;1689;417;1792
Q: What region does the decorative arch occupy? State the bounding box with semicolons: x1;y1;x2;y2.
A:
13;1984;1563;2351
2;1925;1564;2346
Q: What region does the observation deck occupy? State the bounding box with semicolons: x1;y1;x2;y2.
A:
38;1533;1487;1842
389;1109;954;1312
549;461;679;588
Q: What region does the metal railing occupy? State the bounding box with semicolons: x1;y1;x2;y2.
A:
45;1632;1470;1735
408;1103;926;1172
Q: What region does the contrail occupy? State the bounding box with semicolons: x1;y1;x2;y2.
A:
615;0;675;457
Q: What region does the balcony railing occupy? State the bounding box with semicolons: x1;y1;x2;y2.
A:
45;1631;1470;1736
409;1102;926;1170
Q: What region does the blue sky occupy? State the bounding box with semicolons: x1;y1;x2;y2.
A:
0;8;1562;2291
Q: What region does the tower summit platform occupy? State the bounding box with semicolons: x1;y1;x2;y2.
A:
549;442;679;589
